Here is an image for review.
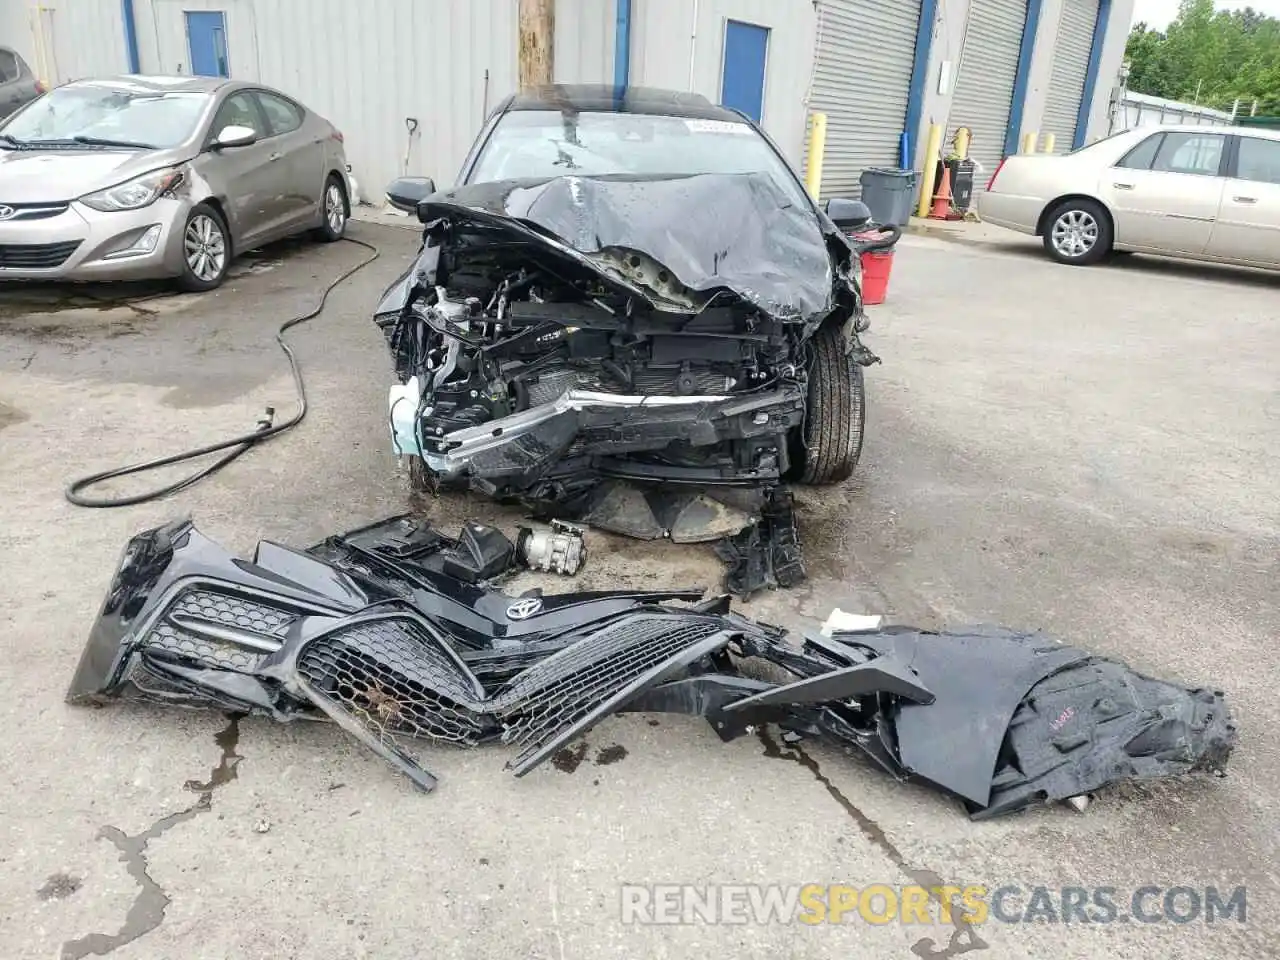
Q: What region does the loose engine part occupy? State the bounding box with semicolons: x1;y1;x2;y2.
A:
517;521;587;576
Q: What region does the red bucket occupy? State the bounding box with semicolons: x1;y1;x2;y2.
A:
859;250;894;305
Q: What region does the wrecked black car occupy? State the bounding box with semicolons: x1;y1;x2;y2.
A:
69;515;1237;819
372;86;881;593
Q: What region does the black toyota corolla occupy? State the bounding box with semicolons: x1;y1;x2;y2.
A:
372;84;880;591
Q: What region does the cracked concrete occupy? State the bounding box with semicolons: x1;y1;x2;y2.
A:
60;716;243;960
0;223;1277;958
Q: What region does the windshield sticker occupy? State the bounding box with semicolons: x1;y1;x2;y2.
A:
684;119;752;134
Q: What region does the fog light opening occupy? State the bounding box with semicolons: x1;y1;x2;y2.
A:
103;224;162;260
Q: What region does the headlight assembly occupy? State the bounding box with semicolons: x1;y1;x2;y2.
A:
80;168;184;213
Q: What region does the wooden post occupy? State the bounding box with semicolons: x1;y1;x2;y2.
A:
519;0;554;90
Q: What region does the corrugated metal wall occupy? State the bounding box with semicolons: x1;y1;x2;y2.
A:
1040;0;1097;151
805;0;921;201
948;0;1026;184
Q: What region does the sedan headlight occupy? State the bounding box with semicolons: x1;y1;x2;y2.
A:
80;168;184;212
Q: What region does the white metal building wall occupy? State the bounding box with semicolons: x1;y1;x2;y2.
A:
6;0;127;85
130;0;518;201
804;0;921;200
1;1;38;68
555;0;614;84
630;0;817;169
948;0;1027;183
1040;0;1097;151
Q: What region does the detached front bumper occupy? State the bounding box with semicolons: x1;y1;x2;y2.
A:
0;197;188;281
69;516;1239;816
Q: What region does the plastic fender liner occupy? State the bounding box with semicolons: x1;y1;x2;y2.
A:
972;658;1236;819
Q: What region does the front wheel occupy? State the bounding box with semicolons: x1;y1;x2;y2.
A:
177;203;230;292
1043;198;1112;266
791;322;866;485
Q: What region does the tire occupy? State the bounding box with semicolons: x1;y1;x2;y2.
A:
177;203;231;292
793;322;866;485
1042;198;1112;266
314;173;348;242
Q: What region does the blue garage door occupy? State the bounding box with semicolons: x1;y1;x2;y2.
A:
721;20;769;122
185;11;230;78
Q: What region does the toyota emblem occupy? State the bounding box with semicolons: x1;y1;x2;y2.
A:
0;205;15;221
506;597;543;620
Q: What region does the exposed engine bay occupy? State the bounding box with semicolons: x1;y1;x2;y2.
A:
373;173;879;596
68;515;1237;819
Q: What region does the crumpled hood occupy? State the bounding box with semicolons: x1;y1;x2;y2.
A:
423;173;838;322
0;148;160;203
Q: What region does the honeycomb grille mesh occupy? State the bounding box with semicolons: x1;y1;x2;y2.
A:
297;619;487;746
171;589;296;636
146;622;265;671
141;588;296;671
498;615;721;759
293;613;724;778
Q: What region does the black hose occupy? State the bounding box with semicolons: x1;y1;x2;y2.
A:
64;236;381;508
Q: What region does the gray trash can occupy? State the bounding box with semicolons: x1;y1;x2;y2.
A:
858;168;920;226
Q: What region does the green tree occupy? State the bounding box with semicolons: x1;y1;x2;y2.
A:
1124;0;1280;113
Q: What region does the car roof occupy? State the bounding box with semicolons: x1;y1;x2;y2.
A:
1122;122;1280;141
63;74;234;94
500;84;746;121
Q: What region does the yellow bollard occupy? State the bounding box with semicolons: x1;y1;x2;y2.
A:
1042;133;1056;154
804;112;827;200
1019;131;1036;154
953;126;972;160
915;123;943;219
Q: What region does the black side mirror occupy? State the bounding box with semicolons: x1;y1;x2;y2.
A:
386;177;436;214
825;198;872;232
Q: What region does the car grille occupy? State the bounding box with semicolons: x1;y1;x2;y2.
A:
0;203;70;221
292;611;727;784
297;617;489;746
0;240;81;269
497;614;722;769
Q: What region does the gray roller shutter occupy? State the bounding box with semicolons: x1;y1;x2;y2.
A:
1041;0;1099;151
805;0;923;200
948;0;1027;188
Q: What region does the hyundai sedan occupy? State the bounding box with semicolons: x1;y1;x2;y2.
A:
0;75;351;290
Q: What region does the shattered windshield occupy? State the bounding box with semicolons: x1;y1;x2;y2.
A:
469;110;812;209
0;84;210;148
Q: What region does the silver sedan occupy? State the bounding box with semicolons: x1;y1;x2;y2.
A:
0;75;351;290
979;123;1280;269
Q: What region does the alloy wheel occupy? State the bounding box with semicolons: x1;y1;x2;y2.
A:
325;183;346;233
184;214;226;282
1051;210;1098;259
